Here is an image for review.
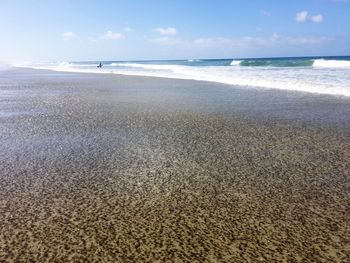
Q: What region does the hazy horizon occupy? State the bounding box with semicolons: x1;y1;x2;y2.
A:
15;54;350;64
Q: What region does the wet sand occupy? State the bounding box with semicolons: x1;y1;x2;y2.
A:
0;68;349;262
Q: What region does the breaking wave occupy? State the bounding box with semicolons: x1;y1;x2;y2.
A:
313;59;350;68
14;56;350;97
230;58;350;68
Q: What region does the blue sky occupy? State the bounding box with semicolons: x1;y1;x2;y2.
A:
1;0;350;62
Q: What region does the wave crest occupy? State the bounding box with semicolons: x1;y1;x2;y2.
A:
230;60;242;66
313;59;350;68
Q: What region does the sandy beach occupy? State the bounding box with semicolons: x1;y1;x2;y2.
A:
0;68;349;262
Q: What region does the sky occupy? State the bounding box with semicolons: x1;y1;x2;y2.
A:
0;0;350;62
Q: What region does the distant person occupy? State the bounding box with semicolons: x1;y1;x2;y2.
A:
97;62;103;68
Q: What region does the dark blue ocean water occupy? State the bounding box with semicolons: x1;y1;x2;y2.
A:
78;55;350;67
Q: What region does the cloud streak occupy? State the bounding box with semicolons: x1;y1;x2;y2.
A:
61;32;76;41
295;11;324;23
102;30;125;40
154;27;177;36
149;33;333;49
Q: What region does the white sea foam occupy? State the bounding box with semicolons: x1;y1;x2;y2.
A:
15;61;350;97
57;61;71;67
230;60;242;66
313;59;350;68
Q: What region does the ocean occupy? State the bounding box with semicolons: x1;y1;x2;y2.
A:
17;56;350;97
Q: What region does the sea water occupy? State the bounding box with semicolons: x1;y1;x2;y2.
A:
16;56;350;97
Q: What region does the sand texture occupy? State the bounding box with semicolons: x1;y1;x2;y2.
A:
0;69;350;262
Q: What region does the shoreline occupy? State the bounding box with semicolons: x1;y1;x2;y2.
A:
5;67;350;136
13;65;350;98
1;68;350;261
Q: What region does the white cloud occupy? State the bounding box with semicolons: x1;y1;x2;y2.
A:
310;14;324;23
295;11;309;22
154;27;177;36
102;30;125;40
295;11;324;23
61;32;76;41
